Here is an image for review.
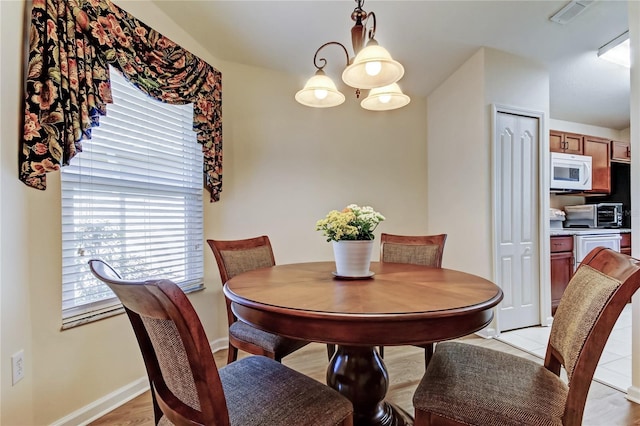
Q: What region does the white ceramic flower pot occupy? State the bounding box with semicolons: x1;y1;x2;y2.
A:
332;240;374;277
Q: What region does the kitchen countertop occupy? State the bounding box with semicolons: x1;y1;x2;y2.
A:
550;228;631;236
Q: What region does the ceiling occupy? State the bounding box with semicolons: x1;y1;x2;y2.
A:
151;0;631;130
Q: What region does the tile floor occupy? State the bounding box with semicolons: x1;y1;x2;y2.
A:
497;304;632;392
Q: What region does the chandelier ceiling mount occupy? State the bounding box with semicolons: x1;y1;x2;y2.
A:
295;0;410;111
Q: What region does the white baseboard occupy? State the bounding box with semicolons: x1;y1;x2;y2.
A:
475;327;499;339
210;337;227;353
627;385;640;404
51;377;149;426
51;338;229;426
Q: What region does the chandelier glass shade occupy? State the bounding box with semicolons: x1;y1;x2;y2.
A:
342;40;405;90
295;0;409;111
295;70;346;108
360;83;410;111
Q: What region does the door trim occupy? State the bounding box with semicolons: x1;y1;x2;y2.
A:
490;104;551;336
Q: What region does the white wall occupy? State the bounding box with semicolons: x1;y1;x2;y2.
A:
427;47;550;279
1;1;35;424
484;48;549;115
206;60;429;264
426;49;488;275
0;0;430;423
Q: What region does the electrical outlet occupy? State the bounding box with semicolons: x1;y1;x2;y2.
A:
12;350;24;385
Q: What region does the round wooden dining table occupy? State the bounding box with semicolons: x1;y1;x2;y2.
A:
223;261;503;426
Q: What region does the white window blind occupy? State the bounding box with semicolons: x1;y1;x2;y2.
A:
61;67;204;328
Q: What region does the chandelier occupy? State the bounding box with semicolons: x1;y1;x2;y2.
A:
295;0;410;111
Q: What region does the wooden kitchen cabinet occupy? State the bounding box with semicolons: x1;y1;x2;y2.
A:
621;233;631;256
550;130;583;154
583;135;611;194
550;236;574;315
611;140;631;163
549;131;613;195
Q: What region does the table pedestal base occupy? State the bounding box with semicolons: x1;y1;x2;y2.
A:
382;403;414;426
327;346;413;426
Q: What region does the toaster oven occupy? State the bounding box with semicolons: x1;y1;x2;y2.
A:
563;203;623;228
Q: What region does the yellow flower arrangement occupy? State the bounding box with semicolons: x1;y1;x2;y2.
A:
316;204;385;242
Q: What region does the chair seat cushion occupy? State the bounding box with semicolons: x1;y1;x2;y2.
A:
413;342;568;426
220;355;353;426
229;320;308;355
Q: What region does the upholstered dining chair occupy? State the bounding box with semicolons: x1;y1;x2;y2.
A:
88;259;354;426
378;232;447;365
413;247;640;426
207;236;318;364
380;233;447;268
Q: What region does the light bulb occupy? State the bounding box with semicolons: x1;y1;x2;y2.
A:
365;61;382;76
314;89;328;100
360;83;410;111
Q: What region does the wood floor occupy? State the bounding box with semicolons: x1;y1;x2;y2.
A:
90;335;640;425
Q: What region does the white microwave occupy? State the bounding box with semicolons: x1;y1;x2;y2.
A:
550;152;592;191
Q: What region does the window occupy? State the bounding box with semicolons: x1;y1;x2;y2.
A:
61;67;204;328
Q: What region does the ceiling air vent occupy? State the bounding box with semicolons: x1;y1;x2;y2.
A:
549;0;596;24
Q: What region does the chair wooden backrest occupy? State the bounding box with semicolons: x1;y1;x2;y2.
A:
89;259;230;426
380;233;447;267
546;247;640;425
207;236;275;326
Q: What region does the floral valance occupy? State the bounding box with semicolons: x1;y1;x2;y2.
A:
21;0;222;201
